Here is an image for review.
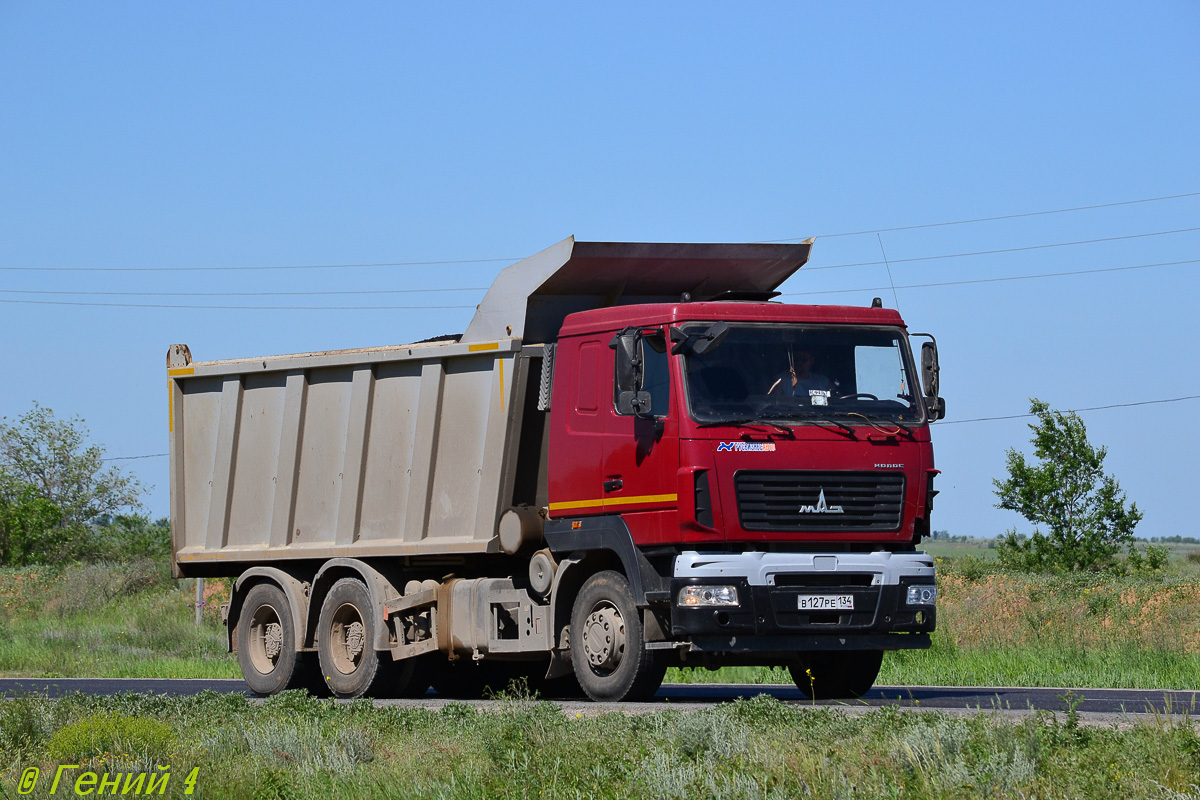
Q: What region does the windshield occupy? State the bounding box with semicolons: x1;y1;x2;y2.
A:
681;323;924;425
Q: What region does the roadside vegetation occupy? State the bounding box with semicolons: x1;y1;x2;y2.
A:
4;551;1199;689
3;691;1199;799
2;401;1199;689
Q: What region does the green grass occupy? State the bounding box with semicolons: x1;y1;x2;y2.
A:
0;563;235;679
2;691;1199;799
3;558;1199;690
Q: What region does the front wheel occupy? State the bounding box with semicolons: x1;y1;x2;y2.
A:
788;650;883;700
570;571;665;702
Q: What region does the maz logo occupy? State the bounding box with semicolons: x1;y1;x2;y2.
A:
798;488;844;515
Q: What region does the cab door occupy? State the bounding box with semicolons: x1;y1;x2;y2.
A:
600;329;679;545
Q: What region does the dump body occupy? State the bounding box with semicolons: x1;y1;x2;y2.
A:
170;338;531;575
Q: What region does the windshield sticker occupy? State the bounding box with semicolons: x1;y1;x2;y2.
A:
809;389;830;407
717;442;777;452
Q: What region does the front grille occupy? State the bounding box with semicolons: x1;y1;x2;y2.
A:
735;470;905;532
772;573;875;587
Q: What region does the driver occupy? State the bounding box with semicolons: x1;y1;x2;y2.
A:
767;347;833;404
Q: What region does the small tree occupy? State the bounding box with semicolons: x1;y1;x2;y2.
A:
0;403;142;528
0;479;66;566
993;398;1142;572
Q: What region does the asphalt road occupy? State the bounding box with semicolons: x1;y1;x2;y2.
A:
2;678;1196;718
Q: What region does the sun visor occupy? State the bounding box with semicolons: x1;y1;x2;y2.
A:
462;237;814;343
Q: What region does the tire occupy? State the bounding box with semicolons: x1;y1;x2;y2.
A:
570;570;666;702
788;650;883;700
317;577;406;699
236;583;309;696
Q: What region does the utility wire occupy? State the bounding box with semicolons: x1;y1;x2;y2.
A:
102;453;169;462
0;257;520;274
0;286;489;298
0;298;479;311
803;226;1200;272
0;191;1195;274
938;395;1200;425
4;232;1197;304
3;257;1192;309
96;393;1200;462
781;258;1200;298
765;190;1200;242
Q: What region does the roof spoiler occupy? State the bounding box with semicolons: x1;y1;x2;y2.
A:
462;236;814;343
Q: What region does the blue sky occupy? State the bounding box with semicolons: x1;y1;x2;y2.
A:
1;3;1197;538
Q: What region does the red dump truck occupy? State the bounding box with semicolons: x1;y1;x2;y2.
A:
168;237;943;701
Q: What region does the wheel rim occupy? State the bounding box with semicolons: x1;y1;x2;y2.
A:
581;600;626;674
329;602;368;674
248;603;284;675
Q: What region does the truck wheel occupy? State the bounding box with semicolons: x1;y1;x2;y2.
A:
570;570;665;702
236;583;307;696
317;578;407;698
788;650;883;700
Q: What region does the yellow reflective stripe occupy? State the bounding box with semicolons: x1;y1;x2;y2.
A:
168;367;194;376
168;381;173;432
549;493;678;512
549;498;606;511
468;342;499;352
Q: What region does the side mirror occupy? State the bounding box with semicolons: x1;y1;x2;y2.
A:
692;322;729;355
933;397;946;421
616;390;653;416
609;329;643;394
921;341;940;400
669;322;730;356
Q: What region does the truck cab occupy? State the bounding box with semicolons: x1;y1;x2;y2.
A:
541;299;940;698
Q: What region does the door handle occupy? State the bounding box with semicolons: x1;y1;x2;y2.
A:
603;478;623;492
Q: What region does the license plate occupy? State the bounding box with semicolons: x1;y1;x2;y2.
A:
797;594;854;611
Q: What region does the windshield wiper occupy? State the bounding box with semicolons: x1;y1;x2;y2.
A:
768;412;857;437
696;418;794;437
843;411;914;437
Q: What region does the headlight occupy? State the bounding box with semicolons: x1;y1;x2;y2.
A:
906;585;937;606
678;585;739;607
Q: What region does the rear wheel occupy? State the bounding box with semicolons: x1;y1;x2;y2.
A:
317;578;413;698
788;650;883;699
236;583;309;696
570;571;666;702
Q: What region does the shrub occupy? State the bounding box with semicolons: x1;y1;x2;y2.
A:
47;712;176;762
1125;544;1170;575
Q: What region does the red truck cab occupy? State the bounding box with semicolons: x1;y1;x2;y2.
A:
542;296;940;697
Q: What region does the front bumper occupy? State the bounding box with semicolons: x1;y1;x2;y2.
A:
668;550;936;647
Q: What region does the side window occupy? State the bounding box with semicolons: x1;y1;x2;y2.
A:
613;333;670;417
854;343;907;400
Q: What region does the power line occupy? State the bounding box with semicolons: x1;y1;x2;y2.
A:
781;258;1200;298
0;298;478;310
765;190;1200;242
3;232;1197;306
803;226;1200;272
94;393;1200;463
4;256;1190;310
0;286;489;298
102;453;169;462
0;257;520;274
0;190;1195;274
938;395;1200;425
